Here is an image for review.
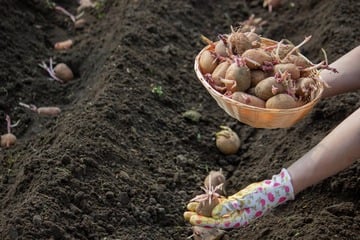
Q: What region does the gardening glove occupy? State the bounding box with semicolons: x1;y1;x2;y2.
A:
184;168;294;229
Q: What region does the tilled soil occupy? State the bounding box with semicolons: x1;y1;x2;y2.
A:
0;0;359;239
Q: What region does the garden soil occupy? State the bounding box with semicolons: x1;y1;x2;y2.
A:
0;0;359;239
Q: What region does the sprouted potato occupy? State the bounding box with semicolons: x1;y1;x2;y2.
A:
54;63;74;83
255;76;286;100
199;50;218;74
204;170;226;195
54;39;73;50
231;91;265;108
266;93;298;109
19;102;61;117
215;126;241;155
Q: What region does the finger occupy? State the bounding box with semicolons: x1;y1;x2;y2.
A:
186;201;199;211
183;211;197;222
189;214;218;228
216;207;260;229
189;213;243;229
214;214;246;229
192;211;250;229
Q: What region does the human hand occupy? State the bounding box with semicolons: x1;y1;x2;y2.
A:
184;168;294;229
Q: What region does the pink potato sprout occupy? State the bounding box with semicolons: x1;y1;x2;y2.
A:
38;57;63;83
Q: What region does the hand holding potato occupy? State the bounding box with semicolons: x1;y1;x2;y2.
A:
184;169;294;229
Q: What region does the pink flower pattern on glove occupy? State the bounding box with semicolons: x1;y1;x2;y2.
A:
267;192;275;202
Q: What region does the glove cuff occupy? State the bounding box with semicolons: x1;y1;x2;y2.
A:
260;168;294;206
274;168;295;201
245;168;295;215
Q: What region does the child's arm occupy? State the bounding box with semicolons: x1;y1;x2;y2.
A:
321;45;360;98
288;106;360;194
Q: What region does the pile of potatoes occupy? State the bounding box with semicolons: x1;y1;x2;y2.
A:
198;28;321;110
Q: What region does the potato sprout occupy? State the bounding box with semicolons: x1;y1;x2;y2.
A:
0;115;17;148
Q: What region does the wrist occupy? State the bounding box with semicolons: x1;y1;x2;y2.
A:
270;168;295;202
255;169;295;207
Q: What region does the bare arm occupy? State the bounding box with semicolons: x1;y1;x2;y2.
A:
321;45;360;98
288;105;360;194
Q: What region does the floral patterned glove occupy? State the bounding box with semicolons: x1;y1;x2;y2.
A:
184;168;294;229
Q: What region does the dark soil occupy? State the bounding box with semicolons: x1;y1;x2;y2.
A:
1;0;359;239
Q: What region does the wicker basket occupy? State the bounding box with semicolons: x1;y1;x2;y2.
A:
194;38;324;129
